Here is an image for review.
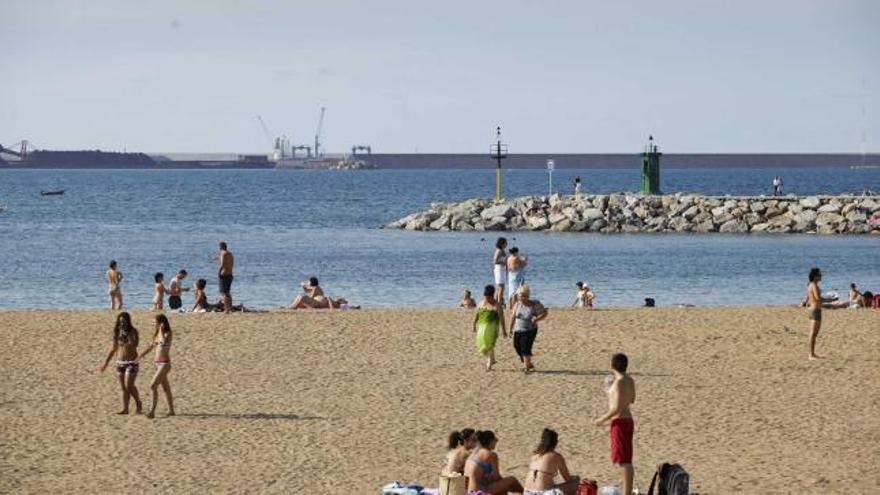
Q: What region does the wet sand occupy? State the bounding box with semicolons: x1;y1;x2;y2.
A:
1;307;878;493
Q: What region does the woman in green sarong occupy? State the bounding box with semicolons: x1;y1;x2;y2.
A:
473;285;506;371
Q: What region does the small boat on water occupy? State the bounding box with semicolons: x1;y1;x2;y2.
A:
40;190;65;196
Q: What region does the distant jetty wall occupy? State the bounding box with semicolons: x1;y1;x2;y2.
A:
385;194;880;234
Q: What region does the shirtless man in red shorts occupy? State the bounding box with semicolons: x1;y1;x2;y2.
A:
594;353;636;495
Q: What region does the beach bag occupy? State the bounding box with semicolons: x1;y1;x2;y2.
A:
381;481;423;495
576;479;599;495
439;473;466;495
647;462;689;495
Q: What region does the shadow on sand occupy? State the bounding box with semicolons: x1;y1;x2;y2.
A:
178;412;326;421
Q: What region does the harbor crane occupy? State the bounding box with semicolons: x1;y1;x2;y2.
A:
351;145;372;155
314;107;326;157
291;144;312;158
0;140;37;159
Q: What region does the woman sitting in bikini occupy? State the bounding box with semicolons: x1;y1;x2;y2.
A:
99;312;142;415
291;277;332;309
523;428;580;495
464;430;523;494
137;314;176;419
442;428;476;476
192;279;216;312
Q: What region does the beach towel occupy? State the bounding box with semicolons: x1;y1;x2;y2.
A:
381;481;424;495
475;308;500;355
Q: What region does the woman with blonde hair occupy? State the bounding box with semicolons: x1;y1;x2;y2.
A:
138;314;175;418
509;285;548;373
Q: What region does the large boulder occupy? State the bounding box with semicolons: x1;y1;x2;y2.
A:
429;214;451;230
800;196;821;209
816;212;844;226
526;214;550;230
582;208;605;221
668;217;691;232
719;219;749;233
846;210;867;224
551;219;573;231
480;204;516;220
860;198;880;212
817;203;840;213
749;201;766;214
548;211;568;224
588;218;608;232
692;220;715;233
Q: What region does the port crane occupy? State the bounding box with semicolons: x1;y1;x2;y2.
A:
291;144;312;158
351;145;372;155
313;107;326;157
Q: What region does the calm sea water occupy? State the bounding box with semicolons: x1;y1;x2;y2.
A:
0;167;878;309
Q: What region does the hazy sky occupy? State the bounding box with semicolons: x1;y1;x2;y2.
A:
3;0;879;153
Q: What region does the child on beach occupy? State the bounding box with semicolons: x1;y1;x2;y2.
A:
460;290;476;309
572;282;594;308
137;314;175;419
99;312;142;414
107;260;123;310
152;273;166;311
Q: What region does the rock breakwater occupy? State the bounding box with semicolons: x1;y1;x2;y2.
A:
385;194;880;234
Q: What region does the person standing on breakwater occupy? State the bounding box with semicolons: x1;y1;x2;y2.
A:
167;269;189;311
137;314;175;419
806;267;835;360
493;237;508;307
107;260;124;310
100;312;142;415
215;242;234;314
509;285;547;373
573;176;582;197
506;247;528;308
594;353;636;495
474;285;506;371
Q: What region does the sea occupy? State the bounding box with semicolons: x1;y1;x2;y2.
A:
0;167;878;310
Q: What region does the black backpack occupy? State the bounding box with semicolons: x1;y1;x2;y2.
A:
647;462;689;495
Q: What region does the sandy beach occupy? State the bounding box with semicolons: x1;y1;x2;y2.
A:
1;307;878;493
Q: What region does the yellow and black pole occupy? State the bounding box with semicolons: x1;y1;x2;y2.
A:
490;126;508;203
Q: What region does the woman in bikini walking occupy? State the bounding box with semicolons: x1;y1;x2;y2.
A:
100;312;142;414
138;314;176;418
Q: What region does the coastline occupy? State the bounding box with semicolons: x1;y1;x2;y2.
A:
2;307;877;493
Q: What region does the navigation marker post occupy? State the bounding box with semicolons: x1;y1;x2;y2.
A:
640;135;662;195
490;126;508;203
547;159;555;196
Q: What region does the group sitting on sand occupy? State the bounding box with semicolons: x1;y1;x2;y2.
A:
439;353;637;495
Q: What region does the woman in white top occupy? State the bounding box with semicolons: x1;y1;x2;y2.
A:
493;237;508;307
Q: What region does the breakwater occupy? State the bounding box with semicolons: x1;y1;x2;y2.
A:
385;194;880;234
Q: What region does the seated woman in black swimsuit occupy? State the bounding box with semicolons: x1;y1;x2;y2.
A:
523;428;580;495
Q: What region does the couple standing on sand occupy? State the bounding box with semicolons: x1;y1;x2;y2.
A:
442;354;637;495
474;284;547;373
99;312;175;419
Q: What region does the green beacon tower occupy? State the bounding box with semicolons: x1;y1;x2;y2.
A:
640;135;662;195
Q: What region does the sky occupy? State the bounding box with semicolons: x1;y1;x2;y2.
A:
3;0;879;154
